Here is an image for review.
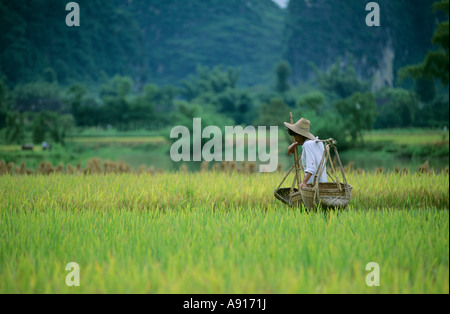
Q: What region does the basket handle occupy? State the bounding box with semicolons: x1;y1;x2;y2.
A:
325;145;341;191
277;164;295;191
312;143;328;186
332;145;351;198
312;143;330;203
310;139;350;202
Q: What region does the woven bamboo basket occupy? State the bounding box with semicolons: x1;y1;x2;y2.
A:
274;187;299;206
300;182;353;211
290;191;303;206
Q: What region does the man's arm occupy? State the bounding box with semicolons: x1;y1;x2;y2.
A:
288;142;299;155
300;172;312;189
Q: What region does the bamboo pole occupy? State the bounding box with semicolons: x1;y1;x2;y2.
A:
290;112;301;192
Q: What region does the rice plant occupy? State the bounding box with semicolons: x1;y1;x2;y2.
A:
0;171;448;293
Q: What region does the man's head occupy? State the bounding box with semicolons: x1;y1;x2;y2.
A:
287;129;307;145
284;118;316;143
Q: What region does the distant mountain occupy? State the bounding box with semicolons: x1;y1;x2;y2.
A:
0;0;285;87
284;0;441;88
0;0;441;89
131;0;286;87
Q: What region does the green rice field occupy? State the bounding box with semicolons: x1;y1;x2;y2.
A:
0;171;448;293
364;129;449;146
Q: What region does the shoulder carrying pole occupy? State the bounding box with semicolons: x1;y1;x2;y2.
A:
290;112;301;192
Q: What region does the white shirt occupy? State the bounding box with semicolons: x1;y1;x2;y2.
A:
301;138;327;184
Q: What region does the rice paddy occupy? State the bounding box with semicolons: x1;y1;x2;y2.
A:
65;136;168;145
0;170;448;294
364;129;449;146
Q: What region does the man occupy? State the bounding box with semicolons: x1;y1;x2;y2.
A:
284;118;327;188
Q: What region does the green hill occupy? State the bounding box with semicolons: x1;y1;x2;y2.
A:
0;0;443;89
284;0;441;87
0;0;285;87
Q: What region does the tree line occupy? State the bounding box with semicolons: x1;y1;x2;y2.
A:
0;1;448;149
0;60;447;149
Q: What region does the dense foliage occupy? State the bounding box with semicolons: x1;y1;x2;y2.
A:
399;1;449;85
284;0;442;84
0;0;448;149
0;0;284;87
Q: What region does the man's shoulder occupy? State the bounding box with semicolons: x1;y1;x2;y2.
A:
304;139;324;149
304;139;317;147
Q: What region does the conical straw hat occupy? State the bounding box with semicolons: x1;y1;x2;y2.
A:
284;118;316;141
